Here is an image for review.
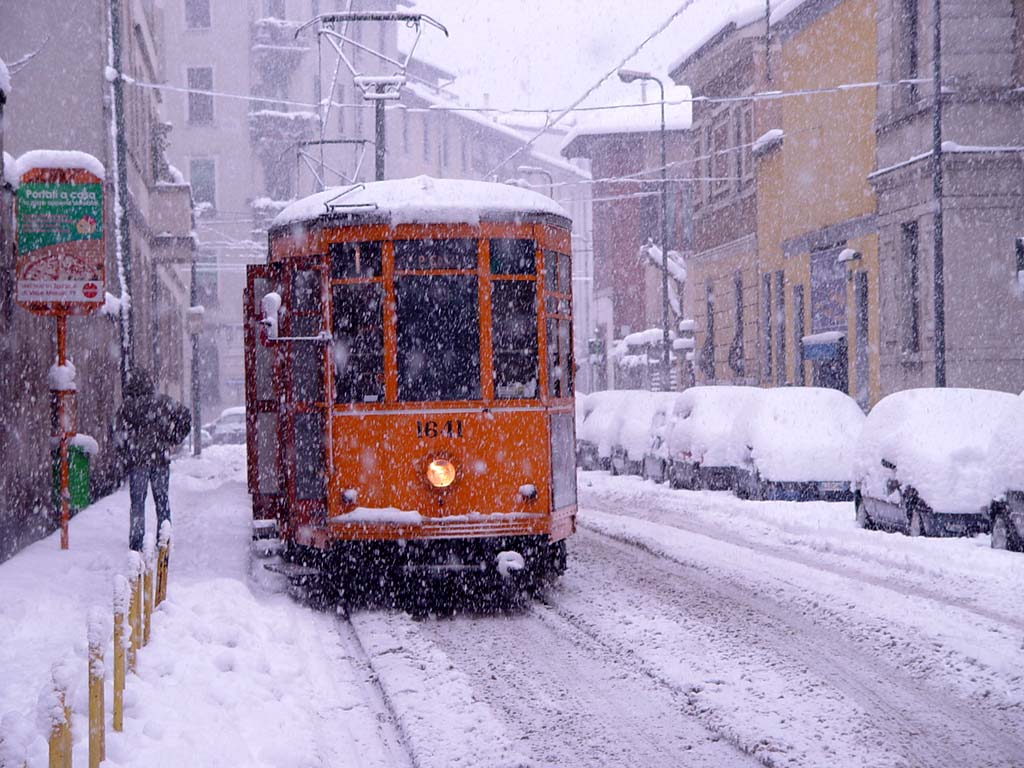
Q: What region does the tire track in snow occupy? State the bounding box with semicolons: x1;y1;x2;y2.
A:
347;610;533;768
414;601;757;768
556;527;1024;768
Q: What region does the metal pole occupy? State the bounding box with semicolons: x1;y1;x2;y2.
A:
56;315;70;550
189;251;201;456
375;87;386;181
657;78;672;391
110;0;134;386
932;0;946;386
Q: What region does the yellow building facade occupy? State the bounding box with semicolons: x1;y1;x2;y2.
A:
756;0;881;407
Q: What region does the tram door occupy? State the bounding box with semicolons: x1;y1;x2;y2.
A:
245;262;333;533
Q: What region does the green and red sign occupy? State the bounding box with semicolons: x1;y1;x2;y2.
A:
15;166;105;315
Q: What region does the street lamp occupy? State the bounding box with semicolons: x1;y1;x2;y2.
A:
618;68;672;390
516;165;555;198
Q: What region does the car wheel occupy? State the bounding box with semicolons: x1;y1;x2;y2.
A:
991;508;1022;552
855;494;875;530
908;502;934;537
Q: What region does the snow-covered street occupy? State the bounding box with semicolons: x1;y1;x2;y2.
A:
2;447;1023;767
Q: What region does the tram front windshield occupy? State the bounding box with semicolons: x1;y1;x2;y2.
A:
395;239;481;402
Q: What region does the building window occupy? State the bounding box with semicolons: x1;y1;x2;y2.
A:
711;114;731;198
700;281;716;381
441;123;449;169
901;222;920;353
898;0;919;102
775;270;786;385
793;284;806;385
728;271;745;377
761;273;773;382
190;158;216;210
422;116;431;161
185;0;211;29
741;108;754;186
187;67;214;125
264;0;286;17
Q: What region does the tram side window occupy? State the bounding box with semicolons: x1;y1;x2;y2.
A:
330;241;382;279
332;284;384;403
546;318;574;398
492;280;538;399
490;238;536;275
396;275;481;401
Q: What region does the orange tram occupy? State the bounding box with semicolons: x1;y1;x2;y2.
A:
242;177;577;601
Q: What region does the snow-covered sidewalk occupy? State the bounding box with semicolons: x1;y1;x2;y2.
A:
0;447;400;768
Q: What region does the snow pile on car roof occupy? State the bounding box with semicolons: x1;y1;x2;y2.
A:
272;176;569;228
735;387;865;482
616;392;680;461
986;396;1024;500
577;390;641;459
667;386;764;468
854;388;1018;514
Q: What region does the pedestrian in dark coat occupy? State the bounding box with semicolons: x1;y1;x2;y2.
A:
118;368;191;551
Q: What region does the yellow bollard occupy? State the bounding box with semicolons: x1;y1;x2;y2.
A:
156;521;172;606
47;663;72;768
127;551;143;672
113;575;129;733
143;559;154;646
87;610;106;768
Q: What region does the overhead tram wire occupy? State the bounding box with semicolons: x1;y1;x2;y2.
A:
484;0;702;178
120;71;960;123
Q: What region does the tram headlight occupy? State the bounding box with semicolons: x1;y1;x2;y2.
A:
426;458;457;488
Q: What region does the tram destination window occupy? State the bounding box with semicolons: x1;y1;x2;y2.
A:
332;284;384;403
394;238;478;271
330;241;381;279
491;280;538;398
396;275;481;401
490;238;536;275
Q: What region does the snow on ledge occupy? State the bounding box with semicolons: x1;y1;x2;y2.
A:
802;331;845;346
272;176;569;228
752;128;784;156
17;150;106;180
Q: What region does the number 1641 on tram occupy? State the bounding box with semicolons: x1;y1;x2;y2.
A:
242;177;577;600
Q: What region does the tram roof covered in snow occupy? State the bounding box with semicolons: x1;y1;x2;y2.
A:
271;176;570;230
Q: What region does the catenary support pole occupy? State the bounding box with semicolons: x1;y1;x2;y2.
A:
656;79;672;391
932;0;946;386
375;86;386;181
189;245;201;456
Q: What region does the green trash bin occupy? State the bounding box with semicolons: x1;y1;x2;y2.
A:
52;444;91;511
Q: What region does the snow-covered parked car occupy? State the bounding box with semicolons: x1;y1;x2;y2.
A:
853;388;1017;537
203;406;247;445
610;391;680;477
663;386;765;491
574;392;595;466
640;392;688;483
986;396;1024;552
734;387;864;502
576;390;636;471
